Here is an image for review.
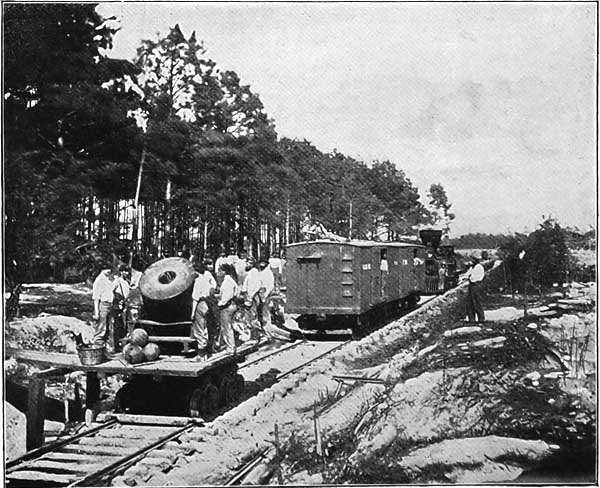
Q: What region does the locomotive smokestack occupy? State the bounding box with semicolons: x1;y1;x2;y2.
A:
419;229;442;250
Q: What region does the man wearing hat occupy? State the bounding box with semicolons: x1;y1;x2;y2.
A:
92;266;116;347
111;264;132;352
463;256;485;322
256;256;275;330
241;257;261;332
215;247;228;285
201;257;219;353
190;260;216;360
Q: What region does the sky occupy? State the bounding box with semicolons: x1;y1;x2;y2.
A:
97;2;597;237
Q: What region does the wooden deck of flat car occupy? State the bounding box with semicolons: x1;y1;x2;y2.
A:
7;341;260;450
7;341;259;377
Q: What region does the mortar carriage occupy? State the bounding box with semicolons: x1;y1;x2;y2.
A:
116;257;255;418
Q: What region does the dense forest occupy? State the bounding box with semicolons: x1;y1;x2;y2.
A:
449;228;596;251
4;4;456;284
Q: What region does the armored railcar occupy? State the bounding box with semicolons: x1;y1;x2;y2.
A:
285;240;426;331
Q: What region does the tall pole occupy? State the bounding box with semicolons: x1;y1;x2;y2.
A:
203;205;208;252
349;201;353;239
132;145;146;255
165;179;172;255
134;146;146;211
285;197;290;245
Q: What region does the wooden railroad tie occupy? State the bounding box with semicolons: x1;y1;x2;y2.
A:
330;374;385;401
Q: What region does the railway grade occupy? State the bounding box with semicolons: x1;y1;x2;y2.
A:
5;338;351;487
6;295;440;487
5;418;198;487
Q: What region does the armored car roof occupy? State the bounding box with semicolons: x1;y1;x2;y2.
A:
286;239;424;249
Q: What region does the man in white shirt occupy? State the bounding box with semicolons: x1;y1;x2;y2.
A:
201;258;218;353
112;265;131;352
269;253;285;291
241;259;261;333
257;257;275;330
242;259;260;300
217;264;239;354
202;259;217;289
92;267;116;347
463;256;485;322
190;262;215;361
226;247;239;266
235;251;249;286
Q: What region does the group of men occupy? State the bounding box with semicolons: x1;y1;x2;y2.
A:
90;251;278;360
190;253;276;361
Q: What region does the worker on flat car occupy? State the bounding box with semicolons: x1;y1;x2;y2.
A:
217;263;239;354
190;263;214;361
257;257;275;331
202;257;219;354
241;258;262;337
190;260;216;361
215;248;228;285
235;250;249;286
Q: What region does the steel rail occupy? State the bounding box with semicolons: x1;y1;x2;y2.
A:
68;421;199;487
276;341;349;380
239;340;308;369
5;418;119;471
224;447;271;486
8;296;439;486
224;342;349;485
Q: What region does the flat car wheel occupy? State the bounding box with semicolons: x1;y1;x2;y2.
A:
233;374;245;401
219;376;236;406
201;384;220;417
188;387;203;418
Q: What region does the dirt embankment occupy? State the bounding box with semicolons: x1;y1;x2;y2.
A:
4;275;595;484
282;277;596;485
145;265;595;486
5;284;97;462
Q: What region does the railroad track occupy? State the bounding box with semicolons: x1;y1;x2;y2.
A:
5;417;199;487
5;340;346;487
239;339;310;370
7;298;439;487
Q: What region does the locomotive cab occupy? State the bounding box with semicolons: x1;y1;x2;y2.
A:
418;229;457;293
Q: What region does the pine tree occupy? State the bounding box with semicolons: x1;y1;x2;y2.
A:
4;4;141;285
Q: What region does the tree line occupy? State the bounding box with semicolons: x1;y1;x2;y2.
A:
496;219;597;294
4;4;454;285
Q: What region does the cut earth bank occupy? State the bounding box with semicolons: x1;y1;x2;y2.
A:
125;265;596;486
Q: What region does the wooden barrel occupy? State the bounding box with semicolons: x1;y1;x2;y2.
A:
139;257;196;323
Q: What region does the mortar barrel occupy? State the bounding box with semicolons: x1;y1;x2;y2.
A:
139;257;196;323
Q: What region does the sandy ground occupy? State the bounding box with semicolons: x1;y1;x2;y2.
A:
5;277;596;484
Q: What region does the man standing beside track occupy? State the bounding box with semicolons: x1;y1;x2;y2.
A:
92;266;116;349
463;256;485;322
111;264;131;352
